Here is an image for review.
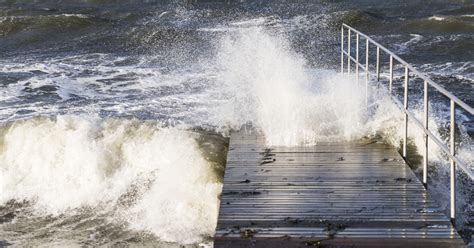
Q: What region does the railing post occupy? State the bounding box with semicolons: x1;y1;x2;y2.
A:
403;66;409;158
347;29;351;74
341;26;344;74
365;38;369;106
340;23;474;227
356;33;359;83
450;100;456;222
423;80;428;188
389;56;393;93
376;46;380;81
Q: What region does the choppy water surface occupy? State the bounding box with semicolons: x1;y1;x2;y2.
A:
0;0;473;246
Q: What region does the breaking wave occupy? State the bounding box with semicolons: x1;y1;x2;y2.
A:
0;19;473;246
0;116;222;245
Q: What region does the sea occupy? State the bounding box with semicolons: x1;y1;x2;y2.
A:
0;0;473;247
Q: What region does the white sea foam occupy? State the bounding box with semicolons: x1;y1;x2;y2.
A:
428;16;446;21
393;34;423;54
57;14;90;18
213;28;410;146
418;61;474;82
0;25;473;246
0;116;221;244
212;27;473;171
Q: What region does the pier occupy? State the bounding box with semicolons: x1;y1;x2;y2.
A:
214;131;464;247
214;24;472;247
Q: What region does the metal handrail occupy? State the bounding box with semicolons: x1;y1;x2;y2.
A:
341;23;473;223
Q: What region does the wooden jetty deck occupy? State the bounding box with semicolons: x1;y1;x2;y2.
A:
214;131;465;247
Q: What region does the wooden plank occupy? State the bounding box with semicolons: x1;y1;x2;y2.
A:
215;131;465;247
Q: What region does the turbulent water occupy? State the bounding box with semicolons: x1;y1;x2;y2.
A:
0;0;473;246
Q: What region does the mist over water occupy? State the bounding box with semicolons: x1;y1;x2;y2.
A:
0;0;473;246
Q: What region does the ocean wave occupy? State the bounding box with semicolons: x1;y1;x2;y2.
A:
330;9;384;29
0;21;473;245
417;61;474;83
392;34;424;54
0;14;96;36
402;14;474;33
0;115;224;245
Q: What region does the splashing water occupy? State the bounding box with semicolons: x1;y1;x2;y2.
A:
0;19;472;246
0;116;221;244
214;27;369;145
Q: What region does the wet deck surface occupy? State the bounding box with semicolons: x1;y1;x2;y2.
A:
214;131;465;247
